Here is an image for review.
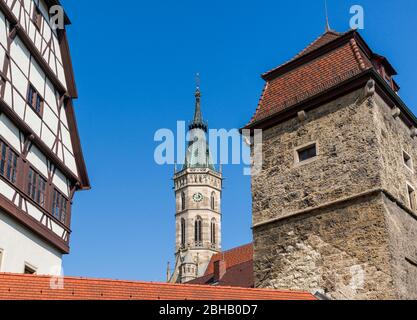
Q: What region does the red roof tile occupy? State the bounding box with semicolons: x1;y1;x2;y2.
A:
187;244;254;287
204;243;253;276
188;260;254;288
262;30;344;77
0;273;316;300
247;30;373;126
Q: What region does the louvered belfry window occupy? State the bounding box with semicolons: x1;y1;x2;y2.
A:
181;218;186;248
194;217;202;246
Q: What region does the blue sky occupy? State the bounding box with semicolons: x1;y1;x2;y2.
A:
61;0;417;281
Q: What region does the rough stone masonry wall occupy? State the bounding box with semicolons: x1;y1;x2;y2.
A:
373;94;417;206
252;86;417;299
252;88;381;226
382;194;417;299
372;94;417;299
254;193;396;300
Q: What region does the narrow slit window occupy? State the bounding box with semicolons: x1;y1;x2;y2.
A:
403;151;413;170
181;192;185;211
407;184;416;210
181;218;186;248
297;144;317;162
211;219;216;245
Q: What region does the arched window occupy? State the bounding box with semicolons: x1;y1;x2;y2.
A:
181;218;186;248
211;218;216;245
211;192;215;210
181;192;185;211
194;216;202;246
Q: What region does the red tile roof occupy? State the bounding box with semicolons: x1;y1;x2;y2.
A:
262;30;344;77
187;243;254;287
247;30;373;127
204;243;253;276
188;260;254;288
0;273;316;300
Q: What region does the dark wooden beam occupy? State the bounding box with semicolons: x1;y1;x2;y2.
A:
0;192;70;254
0;100;82;186
0;0;68;95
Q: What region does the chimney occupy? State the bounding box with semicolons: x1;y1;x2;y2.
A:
213;259;227;282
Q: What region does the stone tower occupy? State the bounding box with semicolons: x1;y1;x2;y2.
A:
169;83;222;283
244;30;417;299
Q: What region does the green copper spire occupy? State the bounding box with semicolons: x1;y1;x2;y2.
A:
183;75;215;171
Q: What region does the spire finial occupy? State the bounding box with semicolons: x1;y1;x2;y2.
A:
196;72;200;91
195;73;201;99
325;0;331;32
189;73;207;132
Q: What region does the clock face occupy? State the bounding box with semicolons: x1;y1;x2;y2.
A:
193;193;204;202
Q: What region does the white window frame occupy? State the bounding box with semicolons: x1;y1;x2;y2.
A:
23;262;37;275
294;142;318;166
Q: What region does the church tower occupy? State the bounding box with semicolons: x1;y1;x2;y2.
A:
169;82;222;283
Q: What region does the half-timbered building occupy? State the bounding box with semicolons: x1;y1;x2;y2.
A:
0;0;89;275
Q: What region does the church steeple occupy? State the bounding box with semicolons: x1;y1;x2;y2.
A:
183;75;215;171
189;74;208;132
169;77;223;284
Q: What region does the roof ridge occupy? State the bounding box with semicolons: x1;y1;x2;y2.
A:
262;30;350;78
214;242;253;255
0;272;312;295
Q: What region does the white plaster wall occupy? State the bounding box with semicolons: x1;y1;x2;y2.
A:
26;144;48;177
0;209;62;275
0;10;7;47
0;114;21;152
52;168;69;197
1;6;79;178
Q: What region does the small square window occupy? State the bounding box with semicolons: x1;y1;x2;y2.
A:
297;144;317;163
407;184;416;211
403;151;413;171
24;264;36;275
